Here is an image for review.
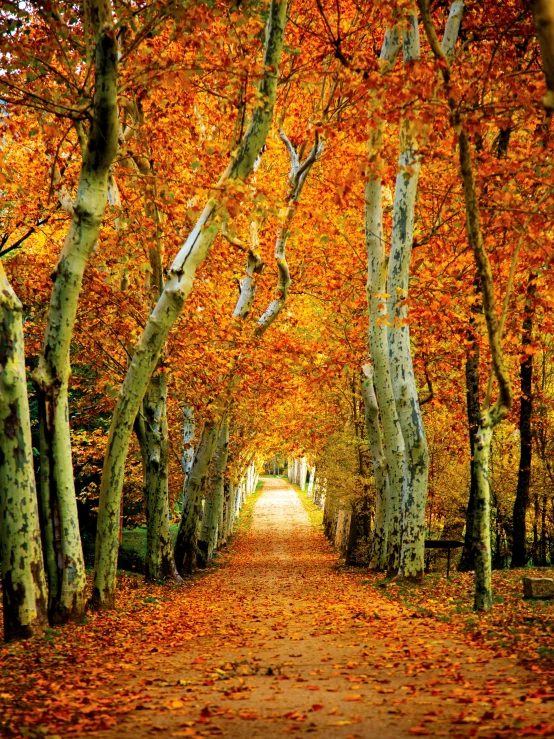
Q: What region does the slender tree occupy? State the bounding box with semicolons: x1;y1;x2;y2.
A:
365;27;403;573
419;0;514;610
31;0;119;622
511;274;537;567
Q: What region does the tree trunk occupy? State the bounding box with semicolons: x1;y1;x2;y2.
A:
181;406;195;510
361;364;390;570
143;369;180;582
32;6;119;622
458;129;513;611
92;0;288;608
198;416;230;567
511;275;536;567
0;264;48;641
459;295;481;572
218;480;231;547
174;421;218;575
363;28;405;575
345;495;371;566
386;16;429;582
365;158;406;576
299;457;308;490
307;467;316;498
224;481;238;541
540;492;548;565
473;418;493;611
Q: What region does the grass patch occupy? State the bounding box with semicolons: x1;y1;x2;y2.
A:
291;480;324;529
117;523;179;573
236;479;265;534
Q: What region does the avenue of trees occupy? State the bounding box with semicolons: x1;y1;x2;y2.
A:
1;0;554;640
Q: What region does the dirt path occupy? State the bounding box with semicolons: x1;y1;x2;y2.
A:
96;478;554;738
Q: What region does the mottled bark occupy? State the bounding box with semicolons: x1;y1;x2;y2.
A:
388;2;463;581
386;17;427;580
0;264;48;641
143;370;180;582
218;480;231;547
181;406;195;512
198;416;229;567
361;364;390;570
174;421;218;575
33;2;118;623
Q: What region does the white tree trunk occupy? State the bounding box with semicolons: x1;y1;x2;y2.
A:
181;406;195;504
361;364;390;570
143;370;180;582
256;132;323;334
299;457;308;491
386;14;428;582
307;467;316;498
32;6;119;622
0;264;48;641
174;420;218;575
92;0;288;608
473;417;493;611
364;27;405;575
386;7;462;580
198;416;229;567
366;168;406;575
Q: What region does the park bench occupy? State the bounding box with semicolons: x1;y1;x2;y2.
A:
425;539;464;578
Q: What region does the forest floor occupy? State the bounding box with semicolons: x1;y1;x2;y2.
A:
1;477;554;738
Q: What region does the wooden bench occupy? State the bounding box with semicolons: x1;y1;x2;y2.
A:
425;540;464;578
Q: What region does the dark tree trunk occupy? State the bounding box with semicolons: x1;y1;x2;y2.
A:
459;298;481;572
345;492;372;566
511;275;536;567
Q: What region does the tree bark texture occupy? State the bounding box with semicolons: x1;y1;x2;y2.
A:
198;416;230;567
181;406;195;512
0;264;48;641
457;130;513;611
459;323;480;571
473;420;493;611
361;364;390;570
386;16;429;582
92;0;288;608
364;27;404;575
365;159;405;576
218;480;231;547
511;275;536;567
32;3;119;622
143;370;180;582
174;421;218;575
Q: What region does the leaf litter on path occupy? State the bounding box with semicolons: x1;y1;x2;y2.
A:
1;477;553;738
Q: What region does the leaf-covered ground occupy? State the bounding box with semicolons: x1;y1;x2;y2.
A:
1;478;553;738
